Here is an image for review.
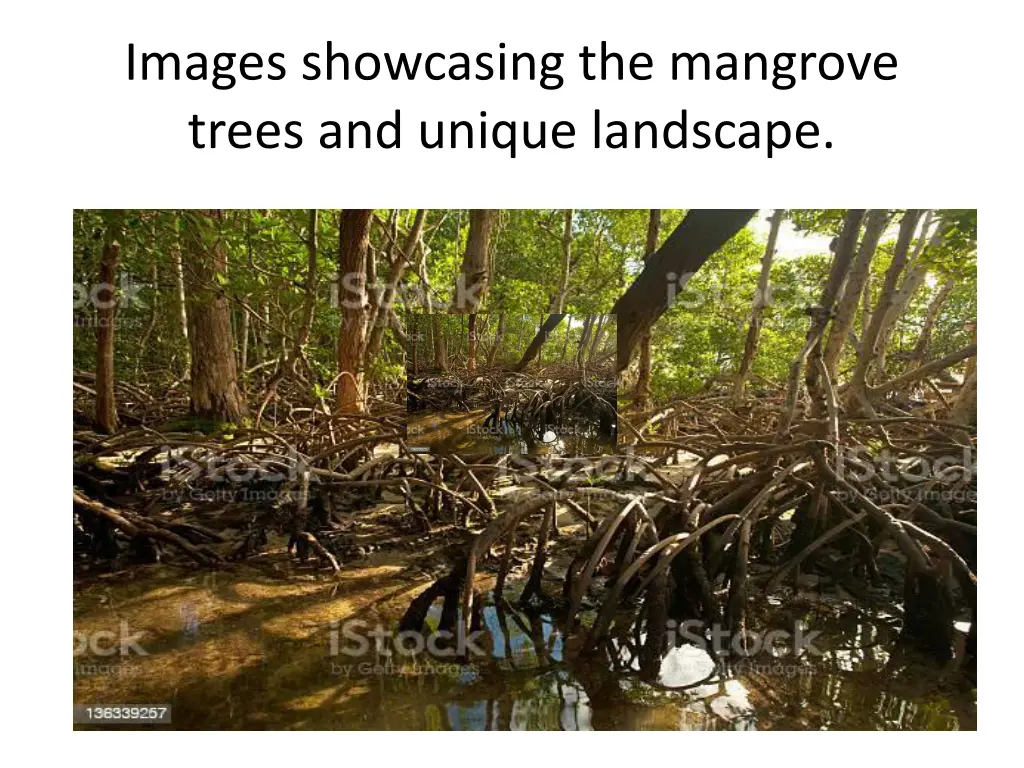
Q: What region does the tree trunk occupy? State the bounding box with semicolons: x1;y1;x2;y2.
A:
239;304;249;377
514;315;566;372
94;214;122;433
560;314;572;362
182;210;248;423
366;209;427;357
822;209;887;380
295;209;319;355
874;212;940;374
906;277;956;370
635;210;662;409
453;209;497;312
548;209;573;312
949;368;977;427
613;209;757;372
586;314;606;364
733;209;782;401
574;314;594;369
409;314;418;374
433;314;448;372
846;210;923;414
336;209;373;413
868;343;976;400
171;244;190;376
487;312;506;366
777;209;865;436
467;314;478;372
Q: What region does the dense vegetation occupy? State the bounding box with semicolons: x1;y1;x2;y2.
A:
73;209;977;729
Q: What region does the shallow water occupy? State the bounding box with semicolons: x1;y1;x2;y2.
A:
407;411;617;456
73;566;975;730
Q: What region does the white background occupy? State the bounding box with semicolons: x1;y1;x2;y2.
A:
1;0;1013;753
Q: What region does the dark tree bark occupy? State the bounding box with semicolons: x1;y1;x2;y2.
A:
182;210;248;423
612;209;757;372
94;213;122;433
336;209;373;413
467;314;478;372
514;315;565;372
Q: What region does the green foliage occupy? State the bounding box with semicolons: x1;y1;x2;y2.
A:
73;208;977;404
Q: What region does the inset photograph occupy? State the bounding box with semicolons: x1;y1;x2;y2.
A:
406;313;617;454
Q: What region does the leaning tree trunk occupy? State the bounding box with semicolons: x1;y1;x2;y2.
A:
613;209;757;372
182;210;248;423
733;209;782;401
905;277;956;371
514;315;566;372
366;209;427;358
874;212;941;374
94;214;122;433
635;209;662;409
453;209;497;312
336;209;373;413
821;209;887;381
846;210;923;415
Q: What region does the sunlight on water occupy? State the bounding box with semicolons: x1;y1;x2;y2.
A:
73;569;974;730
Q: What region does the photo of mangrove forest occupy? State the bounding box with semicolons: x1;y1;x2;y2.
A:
73;208;976;730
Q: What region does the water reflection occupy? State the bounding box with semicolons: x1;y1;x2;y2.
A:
73;572;974;731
